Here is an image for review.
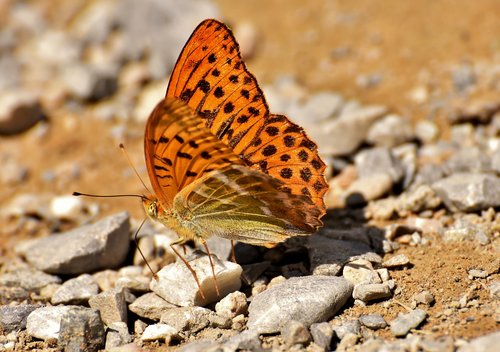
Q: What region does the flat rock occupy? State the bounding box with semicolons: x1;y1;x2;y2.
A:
355;147;404;183
129;292;177;320
88;287;127;326
247;275;352;333
390;309;427;337
344;172;393;205
359;314;387;330
58;307;105;352
51;274;99;305
366;114;414;147
319;105;388;155
26;305;77;340
0;304;39;332
223;330;262;351
0;90;43;135
432;173;500;212
353;283;392;302
0;268;61;290
17;212;130;274
150;253;242;307
160;306;212;334
333;319;361;339
307;234;375;276
383;254;411;268
342;259;381;285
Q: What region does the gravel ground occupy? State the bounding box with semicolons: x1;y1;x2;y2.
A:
0;0;499;351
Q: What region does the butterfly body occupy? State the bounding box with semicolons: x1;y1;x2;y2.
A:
143;19;328;250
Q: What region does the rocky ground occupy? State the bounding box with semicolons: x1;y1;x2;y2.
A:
0;0;499;351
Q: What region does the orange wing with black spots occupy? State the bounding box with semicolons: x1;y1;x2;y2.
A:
165;19;328;215
144;97;243;209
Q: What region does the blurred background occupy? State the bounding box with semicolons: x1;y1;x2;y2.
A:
1;0;499;246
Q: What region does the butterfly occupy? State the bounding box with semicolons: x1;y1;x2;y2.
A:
142;19;328;297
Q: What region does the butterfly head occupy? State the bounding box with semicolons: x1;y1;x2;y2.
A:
142;195;159;220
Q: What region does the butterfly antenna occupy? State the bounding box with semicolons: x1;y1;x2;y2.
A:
119;143;152;194
134;217;158;280
72;192;146;199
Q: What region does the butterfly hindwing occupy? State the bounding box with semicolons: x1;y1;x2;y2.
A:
172;165;323;245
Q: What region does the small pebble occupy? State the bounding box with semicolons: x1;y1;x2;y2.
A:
359;314;387;330
390;309;427;337
383;254;411;268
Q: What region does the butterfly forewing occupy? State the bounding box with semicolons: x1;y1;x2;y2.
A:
164;19;328;215
144;98;243;209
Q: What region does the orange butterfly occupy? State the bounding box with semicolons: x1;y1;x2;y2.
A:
142;19;328;295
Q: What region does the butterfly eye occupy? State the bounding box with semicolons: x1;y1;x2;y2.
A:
148;201;158;219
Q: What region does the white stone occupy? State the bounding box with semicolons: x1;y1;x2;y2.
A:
141;323;178;342
50;195;84;220
26;306;74;340
150;253;242;307
215;291;248;319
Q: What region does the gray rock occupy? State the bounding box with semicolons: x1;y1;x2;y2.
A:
308;234;375;276
383;254;411;268
51;274;99;305
0;268;61;290
433;173;500;212
26;305;78;340
487;281;500;299
18;212;130;274
160;306;211;334
203;236;233;261
241;261;270;285
88;288;127;326
366;114;414;147
445;147;493;174
443;219;490;245
333;319;361;339
344;173;394;205
393;143;418;189
310;322;334;350
0;90;43;135
319;105;388;155
353;283;392;302
129;292;177;320
396;184;442;215
413;291;435;306
223;330;262;351
359;314;387;330
150;253;242;307
58;307;105;352
355;147;404;183
247;276;352;333
342;259;381;285
105;322;132;349
215;291;247;319
414;163;446;186
458;331;500;352
390;309;427;337
281;320;312;346
61;63;117;101
0;304;39;332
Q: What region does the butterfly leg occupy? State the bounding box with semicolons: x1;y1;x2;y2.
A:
230;240;237;263
201;240;221;297
169;242;207;300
